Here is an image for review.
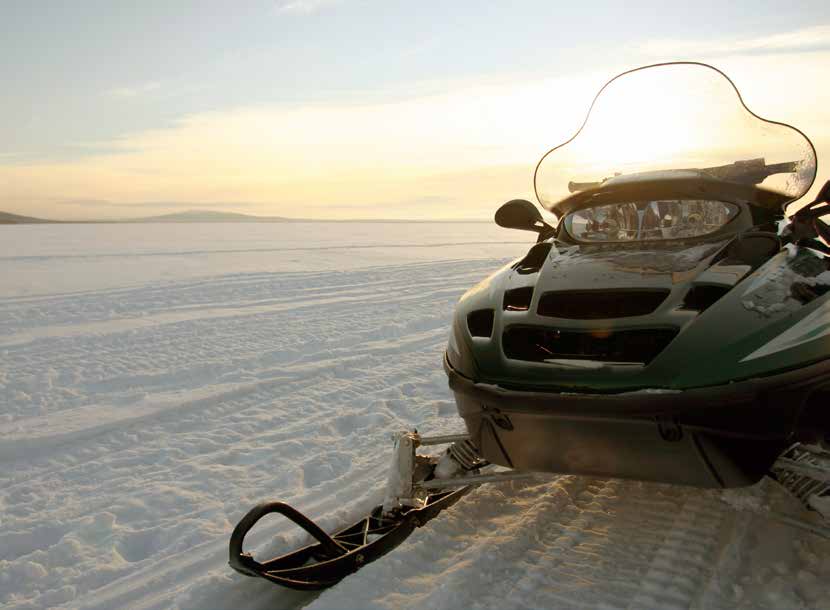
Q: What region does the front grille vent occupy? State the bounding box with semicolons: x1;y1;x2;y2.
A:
537;289;669;320
467;309;495;338
502;325;678;364
503;287;534;311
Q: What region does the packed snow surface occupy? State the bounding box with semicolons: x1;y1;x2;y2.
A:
0;223;828;610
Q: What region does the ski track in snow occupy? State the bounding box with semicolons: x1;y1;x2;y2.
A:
1;247;829;609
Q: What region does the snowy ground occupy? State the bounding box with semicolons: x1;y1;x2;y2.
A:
0;223;828;610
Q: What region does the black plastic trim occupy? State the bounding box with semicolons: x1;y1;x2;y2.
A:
444;352;830;419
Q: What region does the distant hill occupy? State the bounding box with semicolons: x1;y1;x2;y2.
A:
0;209;293;224
130;210;293;223
0;211;54;224
0;208;488;224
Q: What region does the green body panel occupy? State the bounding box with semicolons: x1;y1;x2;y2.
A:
449;233;829;393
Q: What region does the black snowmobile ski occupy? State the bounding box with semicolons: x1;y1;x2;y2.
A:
229;487;471;590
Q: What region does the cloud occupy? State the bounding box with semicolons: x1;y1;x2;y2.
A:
107;82;161;100
274;0;338;15
4;40;830;220
640;25;830;58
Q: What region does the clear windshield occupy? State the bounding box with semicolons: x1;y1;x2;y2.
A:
534;62;817;211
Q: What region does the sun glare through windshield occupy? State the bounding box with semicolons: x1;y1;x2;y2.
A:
534;63;817;211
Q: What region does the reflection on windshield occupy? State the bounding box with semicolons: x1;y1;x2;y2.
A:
564;200;738;242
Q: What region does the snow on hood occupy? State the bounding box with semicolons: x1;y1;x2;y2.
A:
742;246;830;317
547;239;727;276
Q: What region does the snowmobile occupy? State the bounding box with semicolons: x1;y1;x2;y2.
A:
229;61;830;590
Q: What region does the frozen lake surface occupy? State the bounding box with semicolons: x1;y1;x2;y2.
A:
0;222;526;298
0;223;828;609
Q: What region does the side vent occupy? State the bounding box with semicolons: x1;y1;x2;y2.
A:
467;309;495;338
514;242;552;274
503;287;534;311
681;285;731;312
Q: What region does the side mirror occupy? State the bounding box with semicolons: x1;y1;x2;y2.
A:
495;199;553;236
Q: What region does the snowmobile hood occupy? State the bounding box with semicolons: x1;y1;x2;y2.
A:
448;232;829;393
536;238;728;290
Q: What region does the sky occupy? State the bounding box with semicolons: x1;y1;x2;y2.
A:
2;1;830;220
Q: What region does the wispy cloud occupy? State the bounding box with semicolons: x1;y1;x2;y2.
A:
640;25;830;58
107;82;161;100
274;0;338;15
